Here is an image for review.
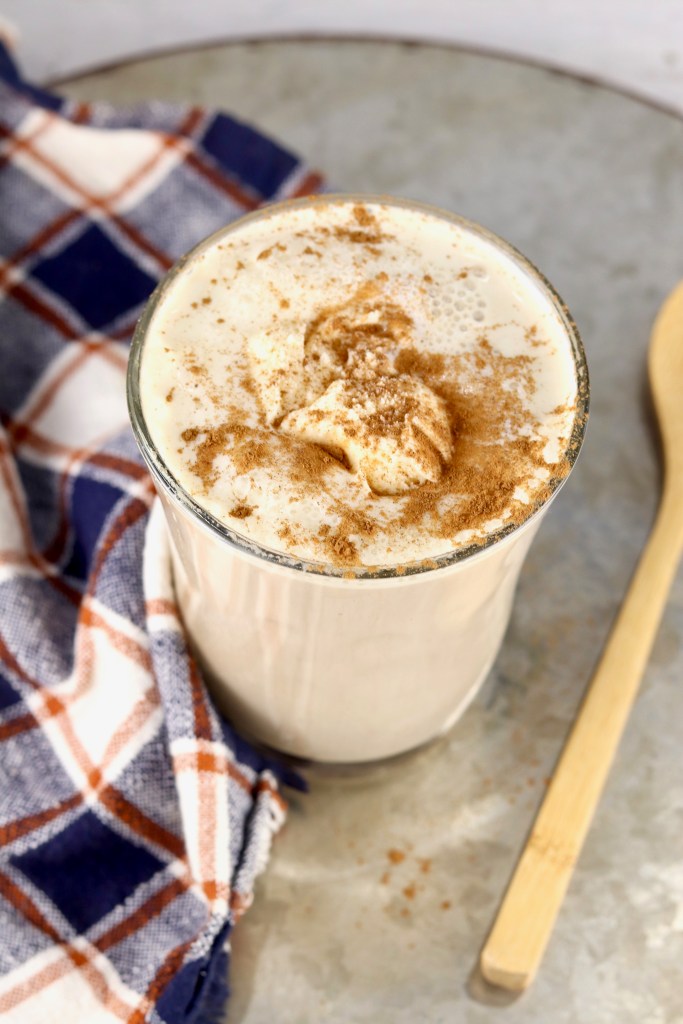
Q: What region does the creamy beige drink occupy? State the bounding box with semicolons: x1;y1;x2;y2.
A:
130;195;588;763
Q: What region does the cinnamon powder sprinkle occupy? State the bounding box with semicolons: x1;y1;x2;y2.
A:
180;423;268;487
229;504;254;519
257;243;286;261
388;341;566;539
178;325;571;564
329;534;357;563
170;211;577;569
333;226;386;245
353;204;376;227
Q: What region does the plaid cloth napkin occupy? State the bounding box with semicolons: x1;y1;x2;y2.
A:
0;43;323;1023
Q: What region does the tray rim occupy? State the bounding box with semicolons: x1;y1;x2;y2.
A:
49;32;683;126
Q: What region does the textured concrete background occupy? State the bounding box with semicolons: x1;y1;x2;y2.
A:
60;39;683;1024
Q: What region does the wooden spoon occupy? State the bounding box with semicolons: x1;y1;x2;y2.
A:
479;279;683;991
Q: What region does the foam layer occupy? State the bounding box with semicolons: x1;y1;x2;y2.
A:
139;197;580;567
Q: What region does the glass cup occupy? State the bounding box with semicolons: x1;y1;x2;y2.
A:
128;195;589;766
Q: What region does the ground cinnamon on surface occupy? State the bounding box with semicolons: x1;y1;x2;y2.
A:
177;324;571;563
181;423;269;487
162;202;579;569
229;504;253;519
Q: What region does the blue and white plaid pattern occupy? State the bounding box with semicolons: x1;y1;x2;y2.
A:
0;43;322;1022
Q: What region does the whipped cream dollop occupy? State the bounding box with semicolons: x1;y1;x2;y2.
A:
248;290;453;494
280;374;452;495
139;198;579;567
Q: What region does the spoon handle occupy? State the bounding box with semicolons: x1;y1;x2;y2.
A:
480;488;683;991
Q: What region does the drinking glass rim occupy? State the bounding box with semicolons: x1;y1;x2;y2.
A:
127;192;590;580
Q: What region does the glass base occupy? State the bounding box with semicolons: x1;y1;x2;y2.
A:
229;656;493;785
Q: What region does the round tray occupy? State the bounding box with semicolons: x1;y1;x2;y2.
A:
60;39;683;1024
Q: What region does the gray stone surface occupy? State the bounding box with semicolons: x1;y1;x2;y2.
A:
60;41;683;1024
